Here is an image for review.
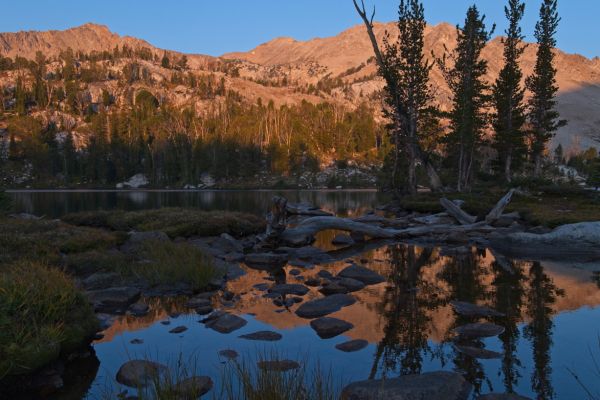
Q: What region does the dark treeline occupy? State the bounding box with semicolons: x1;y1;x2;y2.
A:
2;92;384;186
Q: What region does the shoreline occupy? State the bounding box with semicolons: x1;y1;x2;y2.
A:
5;188;380;193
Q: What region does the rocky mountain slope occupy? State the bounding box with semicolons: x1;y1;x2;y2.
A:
1;21;599;151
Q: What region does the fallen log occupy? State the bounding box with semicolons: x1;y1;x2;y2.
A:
440;198;477;225
287;202;333;216
280;216;403;246
485;189;516;224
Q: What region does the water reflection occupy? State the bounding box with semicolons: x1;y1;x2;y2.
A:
80;239;600;400
8;190;383;218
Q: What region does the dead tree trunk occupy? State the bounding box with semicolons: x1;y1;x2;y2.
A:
352;0;443;192
440;198;478;225
485;189;516;224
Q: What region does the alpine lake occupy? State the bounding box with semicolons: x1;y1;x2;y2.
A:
7;189;600;400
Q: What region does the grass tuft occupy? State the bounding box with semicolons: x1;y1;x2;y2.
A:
0;261;97;377
131;240;220;291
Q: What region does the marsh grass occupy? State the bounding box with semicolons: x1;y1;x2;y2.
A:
62;208;265;238
0;261;97;377
132;240;220;291
0;217;121;264
99;351;337;400
218;351;338;400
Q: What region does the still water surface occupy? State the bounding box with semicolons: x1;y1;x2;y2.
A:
8;190;600;400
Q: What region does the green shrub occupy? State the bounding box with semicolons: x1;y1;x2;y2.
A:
0;261;97;377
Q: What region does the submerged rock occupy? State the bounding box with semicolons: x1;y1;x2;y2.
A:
169;325;188;334
268;283;309;296
204;313;247;334
86;287;141;313
450;301;505;318
319;282;349;295
341;371;471;400
128;302;149;317
454;344;503;359
336;277;366;292
310;317;353;339
257;360;300;372
454;323;505;339
219;349;239;360
116;360;168;388
239;331;283;341
338;264;385;285
295;294;356;319
174;376;213;398
245;252;288;266
335;339;369;352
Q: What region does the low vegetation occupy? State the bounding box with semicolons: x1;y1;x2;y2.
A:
0;261;97;377
61;208;265;238
133;240;219;291
0;217;122;265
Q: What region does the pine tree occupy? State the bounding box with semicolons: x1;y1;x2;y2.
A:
588;157;600;190
161;53;170;69
15;76;27;116
526;0;566;177
554;143;564;164
439;6;493;191
381;0;433;194
492;0;527;183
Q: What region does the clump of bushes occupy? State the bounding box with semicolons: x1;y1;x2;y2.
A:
62;208;265;238
0;261;97;377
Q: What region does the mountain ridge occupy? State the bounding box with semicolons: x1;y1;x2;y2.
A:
0;22;599;150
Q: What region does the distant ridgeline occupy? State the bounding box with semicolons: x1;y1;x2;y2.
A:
0;46;385;188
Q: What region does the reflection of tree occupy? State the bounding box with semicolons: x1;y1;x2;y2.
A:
492;258;526;394
370;245;442;378
438;250;491;396
524;262;565;400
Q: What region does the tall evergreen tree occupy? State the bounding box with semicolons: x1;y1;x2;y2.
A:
492;0;527;183
383;0;433;194
439;6;493;192
526;0;566;177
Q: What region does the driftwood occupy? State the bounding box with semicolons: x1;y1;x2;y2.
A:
286;202;333;217
258;191;518;249
485;189;516;224
440;198;477;225
280;216;403;246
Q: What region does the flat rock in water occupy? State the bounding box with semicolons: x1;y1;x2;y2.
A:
319;282;348;295
451;301;505;317
268;283;309;296
116;360;168;388
185;297;212;309
340;371;472;400
477;394;533;400
454;344;503;359
332;234;354;246
245;252;288;266
338;264;385;285
296;294;356;319
317;270;334;279
204;313;247;334
454;323;505;339
337;277;366;292
288;259;314;269
310;317;354;338
86;287;141;313
169;325;188;334
196;305;213;315
239;331;282;341
336;339;369;352
305;278;321;287
219;349;239;359
128;302;149;317
257;360;300;372
174;376;213;398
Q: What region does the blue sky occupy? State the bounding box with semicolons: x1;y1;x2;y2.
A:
2;0;598;58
